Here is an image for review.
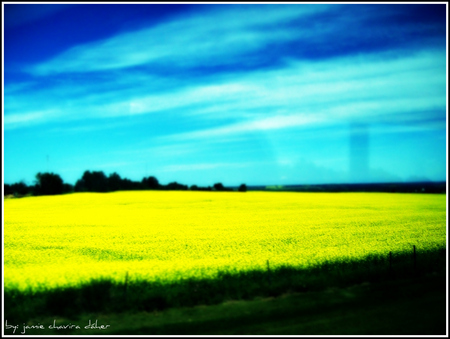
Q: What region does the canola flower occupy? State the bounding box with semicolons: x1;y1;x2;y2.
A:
3;191;446;291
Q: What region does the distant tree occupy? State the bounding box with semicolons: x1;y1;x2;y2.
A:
142;176;160;190
13;182;30;196
108;172;122;192
213;183;225;191
163;182;188;190
74;178;86;192
238;184;247;192
121;178;139;190
62;183;74;194
4;182;31;196
76;170;108;192
4;184;12;196
190;185;212;191
34;172;64;195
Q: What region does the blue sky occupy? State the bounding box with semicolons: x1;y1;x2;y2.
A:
3;3;447;187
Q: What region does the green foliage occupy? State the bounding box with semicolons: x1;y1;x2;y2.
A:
72;171;204;192
4;182;31;196
34;172;66;195
142;176;160;189
75;170;108;192
213;183;233;191
238;184;247;192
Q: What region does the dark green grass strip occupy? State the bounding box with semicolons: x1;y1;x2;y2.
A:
114;275;446;335
4;247;446;324
5;274;446;335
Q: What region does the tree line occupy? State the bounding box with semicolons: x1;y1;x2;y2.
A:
4;170;247;197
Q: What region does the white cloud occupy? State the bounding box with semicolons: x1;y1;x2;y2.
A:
164;113;325;141
5;42;445;136
161;161;257;173
4;109;60;129
28;4;335;75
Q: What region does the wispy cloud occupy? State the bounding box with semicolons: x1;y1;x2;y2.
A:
5;45;445;133
24;4;444;78
164;114;324;141
157;49;446;141
28;4;336;76
4;109;61;129
161;162;254;173
5;3;446;135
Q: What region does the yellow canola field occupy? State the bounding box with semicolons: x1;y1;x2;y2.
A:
3;191;446;291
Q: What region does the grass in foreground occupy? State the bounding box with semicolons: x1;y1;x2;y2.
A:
4;246;446;324
5;274;446;335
